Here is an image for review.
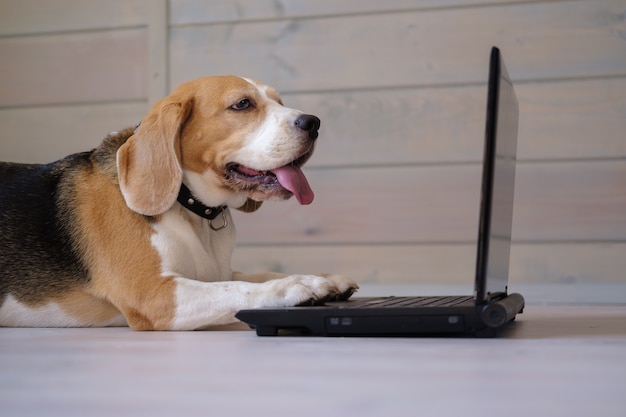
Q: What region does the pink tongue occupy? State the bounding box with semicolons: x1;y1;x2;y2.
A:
271;165;314;205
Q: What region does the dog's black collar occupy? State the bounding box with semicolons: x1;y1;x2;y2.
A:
177;184;227;224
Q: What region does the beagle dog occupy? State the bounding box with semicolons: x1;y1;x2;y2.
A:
0;76;357;330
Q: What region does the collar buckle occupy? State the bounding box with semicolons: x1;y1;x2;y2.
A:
209;209;228;231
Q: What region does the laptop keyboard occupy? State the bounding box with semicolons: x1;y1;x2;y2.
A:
341;295;473;308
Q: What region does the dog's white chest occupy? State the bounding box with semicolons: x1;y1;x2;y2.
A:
151;207;236;282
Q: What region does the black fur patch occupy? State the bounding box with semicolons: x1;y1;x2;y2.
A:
0;128;134;307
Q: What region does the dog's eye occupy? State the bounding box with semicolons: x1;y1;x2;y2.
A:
231;99;252;110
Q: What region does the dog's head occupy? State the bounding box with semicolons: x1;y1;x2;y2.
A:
116;76;320;216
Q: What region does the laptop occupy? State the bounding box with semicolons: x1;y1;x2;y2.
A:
236;47;525;337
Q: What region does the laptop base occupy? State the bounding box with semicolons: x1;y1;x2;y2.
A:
236;293;524;338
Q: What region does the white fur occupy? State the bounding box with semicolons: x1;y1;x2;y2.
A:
169;274;353;330
0;294;126;327
150;204;236;282
184;169;248;210
230;79;310;171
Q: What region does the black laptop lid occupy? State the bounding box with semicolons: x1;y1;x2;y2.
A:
474;47;519;304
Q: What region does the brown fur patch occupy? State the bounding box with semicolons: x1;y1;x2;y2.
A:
177;77;267;177
117;101;190;216
55;288;125;326
70;167;177;330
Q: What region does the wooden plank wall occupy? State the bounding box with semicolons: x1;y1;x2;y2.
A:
0;0;151;162
1;0;624;285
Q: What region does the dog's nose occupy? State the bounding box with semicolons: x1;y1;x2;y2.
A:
294;114;321;140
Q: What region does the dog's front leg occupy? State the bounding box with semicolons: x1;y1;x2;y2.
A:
169;274;358;330
231;271;287;283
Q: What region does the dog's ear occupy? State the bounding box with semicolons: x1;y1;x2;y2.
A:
235;198;263;213
117;98;192;216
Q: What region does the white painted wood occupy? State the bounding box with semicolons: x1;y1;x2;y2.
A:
170;0;538;24
169;0;626;91
287;77;626;167
0;0;148;35
147;0;169;103
513;160;626;241
3;76;623;164
232;243;626;284
232;160;626;244
0;29;148;107
0;102;148;163
516;77;626;161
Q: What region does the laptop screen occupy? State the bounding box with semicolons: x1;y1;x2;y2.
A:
474;47;519;303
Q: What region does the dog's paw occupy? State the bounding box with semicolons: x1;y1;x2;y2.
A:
259;274;358;307
315;273;359;302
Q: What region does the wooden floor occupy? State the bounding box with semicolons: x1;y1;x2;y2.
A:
1;284;625;417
